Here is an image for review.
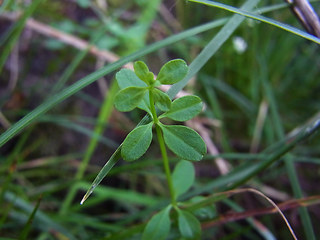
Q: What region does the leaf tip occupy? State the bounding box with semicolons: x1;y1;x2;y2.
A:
80;194;88;205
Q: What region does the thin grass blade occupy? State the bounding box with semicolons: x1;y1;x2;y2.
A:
188;0;320;44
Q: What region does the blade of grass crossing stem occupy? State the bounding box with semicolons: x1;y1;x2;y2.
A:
79;0;261;204
188;0;320;45
259;57;316;239
18;195;42;240
60;80;118;213
0;0;44;73
0;0;294;148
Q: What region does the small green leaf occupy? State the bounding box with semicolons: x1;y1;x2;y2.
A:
134;61;154;85
177;209;201;240
142;205;172;240
116;68;147;89
160;95;202;121
172;160;195;199
121;122;153;161
114;87;147;112
157;59;188;85
153;88;171;112
160;125;206;161
116;69;151;114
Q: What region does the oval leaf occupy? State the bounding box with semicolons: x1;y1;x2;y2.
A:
121;123;153;161
142;205;172;240
153;88;171;112
116;68;147;89
134;61;154;85
157;59;188;85
114;87;147;112
160;95;202;121
172;160;195;199
177;209;201;240
160;125;206;161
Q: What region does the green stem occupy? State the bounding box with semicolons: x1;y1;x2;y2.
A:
149;88;177;206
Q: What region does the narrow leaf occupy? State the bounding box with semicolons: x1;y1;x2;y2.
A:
80;148;121;204
153;88;171;112
172;160;195;199
160;95;202;121
19;195;42;240
142;205;172;240
157;59;188;85
114;87;147;112
134;61;154;84
122;123;153;161
160;125;206;161
177;209;201;240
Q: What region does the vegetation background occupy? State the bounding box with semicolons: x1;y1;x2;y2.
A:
0;0;320;239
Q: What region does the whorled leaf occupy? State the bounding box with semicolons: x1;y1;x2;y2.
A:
114;86;147;112
134;61;154;85
157;59;188;85
177;209;201;240
172;160;195;199
142;205;172;240
160;95;202;121
121;122;153;161
160;124;206;161
153;88;171;112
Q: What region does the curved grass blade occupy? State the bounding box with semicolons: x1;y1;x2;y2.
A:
188;0;320;45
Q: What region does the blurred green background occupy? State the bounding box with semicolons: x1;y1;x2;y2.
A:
0;0;320;239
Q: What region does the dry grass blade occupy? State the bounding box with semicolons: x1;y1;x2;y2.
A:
205;188;299;240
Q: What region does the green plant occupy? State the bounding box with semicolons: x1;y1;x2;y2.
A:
113;59;206;239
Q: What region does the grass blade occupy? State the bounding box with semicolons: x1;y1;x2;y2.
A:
80;147;121;205
188;0;320;44
18;195;42;240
